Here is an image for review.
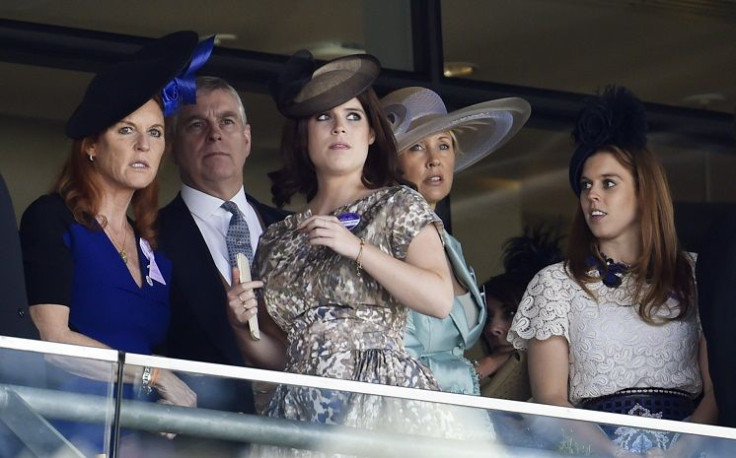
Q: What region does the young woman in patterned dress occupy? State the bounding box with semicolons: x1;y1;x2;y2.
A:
226;51;483;455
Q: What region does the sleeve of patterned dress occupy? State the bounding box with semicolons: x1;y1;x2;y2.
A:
19;194;75;307
386;186;443;260
507;263;572;351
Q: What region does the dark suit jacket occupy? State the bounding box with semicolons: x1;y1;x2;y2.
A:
158;192;287;414
0;174;38;340
0;176;44;458
696;210;736;428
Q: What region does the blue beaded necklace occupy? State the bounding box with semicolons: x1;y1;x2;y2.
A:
586;253;630;288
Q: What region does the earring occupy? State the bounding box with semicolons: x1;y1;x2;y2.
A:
88;154;95;162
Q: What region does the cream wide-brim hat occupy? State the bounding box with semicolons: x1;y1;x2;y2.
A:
381;87;531;173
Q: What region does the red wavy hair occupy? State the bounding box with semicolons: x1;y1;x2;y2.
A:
53;98;162;248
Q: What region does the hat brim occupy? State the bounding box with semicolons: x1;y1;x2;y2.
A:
66;31;200;139
281;54;380;118
394;98;531;173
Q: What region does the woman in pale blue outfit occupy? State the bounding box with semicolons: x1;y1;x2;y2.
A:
381;87;530;394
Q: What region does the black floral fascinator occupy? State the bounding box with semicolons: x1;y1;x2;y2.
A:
568;85;648;195
483;224;564;321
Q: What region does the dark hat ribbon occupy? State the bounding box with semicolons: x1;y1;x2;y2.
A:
161;35;215;116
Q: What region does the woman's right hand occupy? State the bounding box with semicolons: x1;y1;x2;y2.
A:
298;215;361;260
226;267;264;327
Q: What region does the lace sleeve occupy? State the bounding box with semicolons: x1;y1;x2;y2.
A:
507;263;573;350
685;251;704;340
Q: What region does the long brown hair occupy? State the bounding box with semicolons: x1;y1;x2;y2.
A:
53;98;162;247
566;146;694;323
269;88;410;207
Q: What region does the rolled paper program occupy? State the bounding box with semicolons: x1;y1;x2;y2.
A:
237;252;261;340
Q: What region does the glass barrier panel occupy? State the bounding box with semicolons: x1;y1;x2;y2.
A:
3;340;735;457
123;352;736;457
0;337;119;457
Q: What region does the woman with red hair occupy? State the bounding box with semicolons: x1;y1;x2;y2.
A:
19;31;211;455
509;86;716;456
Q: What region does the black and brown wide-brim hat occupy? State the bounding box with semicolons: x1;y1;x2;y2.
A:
272;49;380;119
66;30;212;139
381;87;531;173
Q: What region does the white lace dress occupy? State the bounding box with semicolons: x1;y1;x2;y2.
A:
508;261;702;404
507;261;703;453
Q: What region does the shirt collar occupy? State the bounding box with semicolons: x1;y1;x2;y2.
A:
181;184;249;219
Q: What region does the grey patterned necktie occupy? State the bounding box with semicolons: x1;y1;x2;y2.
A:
221;201;254;268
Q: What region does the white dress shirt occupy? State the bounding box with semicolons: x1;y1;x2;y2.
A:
180;184;264;285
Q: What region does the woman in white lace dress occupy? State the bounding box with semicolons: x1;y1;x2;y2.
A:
508;86;717;456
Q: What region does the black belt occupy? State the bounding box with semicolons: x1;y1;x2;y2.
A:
580;387;695;421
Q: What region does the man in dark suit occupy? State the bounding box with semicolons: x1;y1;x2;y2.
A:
0;173;38;340
158;77;287;421
1;173;43;457
697;210;736;428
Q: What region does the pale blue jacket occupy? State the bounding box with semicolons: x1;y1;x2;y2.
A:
405;232;486;395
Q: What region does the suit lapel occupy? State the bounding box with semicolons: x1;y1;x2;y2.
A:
164;195;244;365
246;192;290;228
442;232;486;347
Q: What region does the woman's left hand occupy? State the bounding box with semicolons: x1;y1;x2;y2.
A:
475;349;516;380
153;369;197;439
298;215;361;260
154;369;197;408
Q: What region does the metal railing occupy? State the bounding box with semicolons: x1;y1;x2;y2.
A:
1;384;506;457
2;336;736;457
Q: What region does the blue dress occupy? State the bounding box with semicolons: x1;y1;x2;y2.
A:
19;193;172;454
404;232;486;395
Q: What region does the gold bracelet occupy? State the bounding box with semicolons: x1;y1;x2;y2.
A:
355;238;365;277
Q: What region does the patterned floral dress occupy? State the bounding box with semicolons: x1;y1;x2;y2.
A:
253;186;470;451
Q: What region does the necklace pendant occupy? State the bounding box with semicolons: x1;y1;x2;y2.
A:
120;250;128;264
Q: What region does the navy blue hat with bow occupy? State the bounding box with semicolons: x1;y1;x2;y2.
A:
568;85;648;195
66;31;214;139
